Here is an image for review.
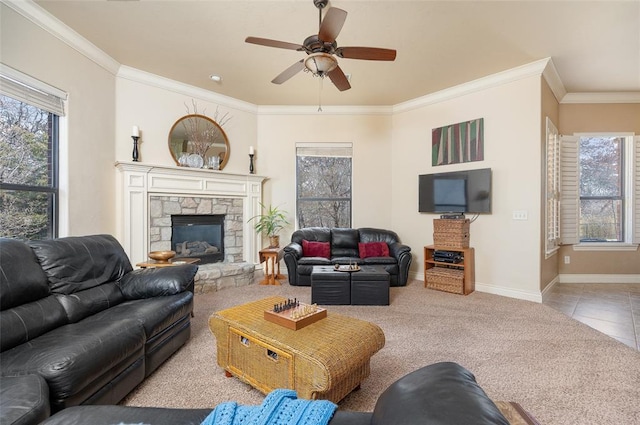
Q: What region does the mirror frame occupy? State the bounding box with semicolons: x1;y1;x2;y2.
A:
168;114;230;170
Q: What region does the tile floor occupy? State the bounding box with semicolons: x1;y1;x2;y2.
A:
543;283;640;351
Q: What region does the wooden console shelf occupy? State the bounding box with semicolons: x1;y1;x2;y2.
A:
424;245;475;295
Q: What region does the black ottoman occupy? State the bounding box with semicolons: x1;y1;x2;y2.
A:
351;265;390;305
311;266;350;305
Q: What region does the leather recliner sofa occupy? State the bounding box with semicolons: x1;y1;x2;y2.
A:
37;362;538;425
283;227;412;286
0;235;198;425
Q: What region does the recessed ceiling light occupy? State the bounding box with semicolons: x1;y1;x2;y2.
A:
209;74;222;83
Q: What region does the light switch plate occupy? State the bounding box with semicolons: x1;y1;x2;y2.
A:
512;210;528;220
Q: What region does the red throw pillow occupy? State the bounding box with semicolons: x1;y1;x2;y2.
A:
358;242;390;259
302;240;331;259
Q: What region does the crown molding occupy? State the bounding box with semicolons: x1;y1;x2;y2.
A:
561;92;640;104
256;105;393;115
541;58;567;102
2;0;120;75
117;66;257;114
393;58;553;113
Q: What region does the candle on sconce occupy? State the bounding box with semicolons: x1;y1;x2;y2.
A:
248;146;255;174
132;126;140;137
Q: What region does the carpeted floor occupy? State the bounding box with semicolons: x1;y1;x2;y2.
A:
122;280;640;425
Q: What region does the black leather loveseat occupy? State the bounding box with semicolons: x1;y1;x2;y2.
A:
37;362;537;425
0;235;198;425
283;227;412;287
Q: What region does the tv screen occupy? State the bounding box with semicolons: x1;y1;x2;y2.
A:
419;168;491;214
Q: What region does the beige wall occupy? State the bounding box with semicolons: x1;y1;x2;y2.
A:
558;103;640;276
256;112;394;245
392;77;543;299
540;78;560;290
1;5;117;237
114;78;257;174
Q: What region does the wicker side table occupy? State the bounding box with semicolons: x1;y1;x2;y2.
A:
209;296;385;402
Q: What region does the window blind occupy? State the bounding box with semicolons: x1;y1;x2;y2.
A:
545;118;560;254
0;63;67;116
296;142;353;158
560;136;579;245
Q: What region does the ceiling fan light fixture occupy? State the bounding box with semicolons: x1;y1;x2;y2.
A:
304;52;338;77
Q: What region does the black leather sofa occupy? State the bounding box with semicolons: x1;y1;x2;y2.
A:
283;227;412;287
0;235;198;425
37;362;527;425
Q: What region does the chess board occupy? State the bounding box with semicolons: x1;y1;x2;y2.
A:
263;302;327;330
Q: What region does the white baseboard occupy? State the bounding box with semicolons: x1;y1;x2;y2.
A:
411;269;543;303
474;283;543;303
559;274;640;284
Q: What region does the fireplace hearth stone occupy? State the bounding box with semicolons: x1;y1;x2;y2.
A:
195;262;256;293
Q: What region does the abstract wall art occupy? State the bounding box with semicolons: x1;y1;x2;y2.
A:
432;118;484;166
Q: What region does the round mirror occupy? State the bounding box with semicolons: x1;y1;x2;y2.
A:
168;114;230;170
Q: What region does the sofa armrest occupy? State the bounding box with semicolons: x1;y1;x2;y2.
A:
371;362;509;425
389;243;412;286
283;242;303;286
388;242;410;259
283;242;303;258
118;264;198;299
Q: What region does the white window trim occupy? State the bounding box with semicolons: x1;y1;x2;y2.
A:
572;243;638;252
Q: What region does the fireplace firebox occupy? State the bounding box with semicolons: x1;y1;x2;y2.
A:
171;214;224;264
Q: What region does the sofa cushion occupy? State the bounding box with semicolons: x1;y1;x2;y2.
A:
0;296;68;352
358;242;390;258
118;265;198;299
358;228;400;245
302;240;331;259
84;292;193;341
29;234;133;295
331;228;359;258
0;319;145;404
0;238;51;310
291;227;331;244
54;282;125;323
371;362;509;425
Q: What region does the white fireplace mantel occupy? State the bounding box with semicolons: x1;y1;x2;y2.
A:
116;161;266;266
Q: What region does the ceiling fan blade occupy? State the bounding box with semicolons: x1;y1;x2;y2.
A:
271;60;306;84
336;47;397;61
245;36;304;51
318;7;347;43
327;66;351;91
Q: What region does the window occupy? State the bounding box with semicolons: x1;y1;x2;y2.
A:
0;65;66;240
578;136;624;242
560;133;640;246
296;143;352;228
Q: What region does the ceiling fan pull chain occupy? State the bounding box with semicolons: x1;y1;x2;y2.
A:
318;77;323;112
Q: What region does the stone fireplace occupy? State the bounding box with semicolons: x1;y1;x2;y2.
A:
116;162;265;272
149;196;243;264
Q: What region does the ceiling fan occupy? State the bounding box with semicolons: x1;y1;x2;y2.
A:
245;0;396;92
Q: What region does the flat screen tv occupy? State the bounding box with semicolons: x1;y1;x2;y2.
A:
418;168;491;214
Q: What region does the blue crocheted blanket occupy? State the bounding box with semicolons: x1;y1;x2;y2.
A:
200;389;337;425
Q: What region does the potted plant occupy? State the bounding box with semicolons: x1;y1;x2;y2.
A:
248;203;290;248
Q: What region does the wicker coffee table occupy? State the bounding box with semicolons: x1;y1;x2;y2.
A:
209;296;385;402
